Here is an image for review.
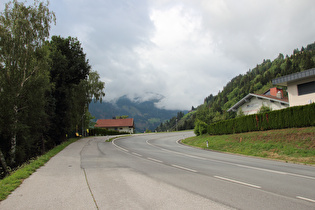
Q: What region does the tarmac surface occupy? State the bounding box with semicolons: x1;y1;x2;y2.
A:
0;136;231;210
0;138;97;210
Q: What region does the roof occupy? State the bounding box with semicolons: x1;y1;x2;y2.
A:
272;68;315;86
95;118;134;128
227;93;289;112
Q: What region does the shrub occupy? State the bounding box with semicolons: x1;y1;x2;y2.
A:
207;103;315;135
194;120;208;136
89;128;129;136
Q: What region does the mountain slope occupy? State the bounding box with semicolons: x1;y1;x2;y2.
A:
89;96;187;133
159;42;315;132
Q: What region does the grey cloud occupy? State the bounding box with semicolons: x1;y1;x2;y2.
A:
2;0;314;110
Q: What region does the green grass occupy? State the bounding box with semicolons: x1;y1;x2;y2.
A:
182;127;315;165
0;138;79;201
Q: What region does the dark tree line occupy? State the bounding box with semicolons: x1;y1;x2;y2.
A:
155;111;195;132
0;0;105;177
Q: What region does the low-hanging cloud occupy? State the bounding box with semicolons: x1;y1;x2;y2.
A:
2;0;314;110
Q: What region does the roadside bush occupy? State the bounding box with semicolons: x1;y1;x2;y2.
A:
207;103;315;135
194;120;208;136
89;128;129;136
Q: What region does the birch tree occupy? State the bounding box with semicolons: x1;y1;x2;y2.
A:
0;0;55;165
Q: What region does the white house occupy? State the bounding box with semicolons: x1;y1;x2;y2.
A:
228;87;289;115
272;68;315;107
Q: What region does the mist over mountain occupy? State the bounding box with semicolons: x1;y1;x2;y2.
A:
89;95;187;133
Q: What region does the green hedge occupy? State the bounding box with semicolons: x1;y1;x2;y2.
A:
89;128;129;136
207;103;315;135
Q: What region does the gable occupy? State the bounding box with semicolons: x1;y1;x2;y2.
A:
228;93;288;112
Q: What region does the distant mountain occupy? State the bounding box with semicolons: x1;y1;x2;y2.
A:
89;95;187;133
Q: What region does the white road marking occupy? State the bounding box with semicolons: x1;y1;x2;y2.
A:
236;164;287;175
172;164;197;173
112;139;129;152
147;157;163;163
287;173;315;180
118;137;315;181
296;196;315;203
132;152;142;157
146;140;155;147
214;176;261;189
184;154;207;160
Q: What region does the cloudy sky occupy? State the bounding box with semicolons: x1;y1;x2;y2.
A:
2;0;315;110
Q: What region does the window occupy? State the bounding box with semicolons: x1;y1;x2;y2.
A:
297;81;315;95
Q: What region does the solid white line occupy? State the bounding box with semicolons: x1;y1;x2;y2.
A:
184;154;207;160
236;164;287;175
296;196;315;203
132;152;142;157
236;164;315;180
146;140;155;147
214;176;261;189
147;157;163;163
172;164;197;173
287;173;315;180
112;140;129;152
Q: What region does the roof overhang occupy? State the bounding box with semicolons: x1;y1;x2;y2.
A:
227;94;289;112
272;68;315;86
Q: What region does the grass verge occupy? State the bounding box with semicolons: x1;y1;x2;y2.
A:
0;138;79;201
182;127;315;165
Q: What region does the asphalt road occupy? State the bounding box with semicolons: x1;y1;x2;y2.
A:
110;131;315;210
1;131;314;210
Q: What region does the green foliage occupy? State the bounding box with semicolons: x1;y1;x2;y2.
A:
89;128;128;136
207;103;315;135
194;120;208;136
116;115;129;119
0;0;55;167
0;2;105;176
258;104;272;114
182;127;315;164
47;36;92;143
155;111;189;132
237;108;245;117
193;42;315;133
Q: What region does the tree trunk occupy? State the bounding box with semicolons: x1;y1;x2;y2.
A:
10;105;18;165
0;148;9;176
41;134;45;155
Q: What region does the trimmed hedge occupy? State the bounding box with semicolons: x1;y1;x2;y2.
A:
89;128;129;136
207;103;315;135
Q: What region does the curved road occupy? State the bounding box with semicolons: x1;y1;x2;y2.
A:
108;131;315;210
1;131;314;209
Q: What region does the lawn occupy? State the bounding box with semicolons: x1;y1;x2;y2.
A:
182;127;315;165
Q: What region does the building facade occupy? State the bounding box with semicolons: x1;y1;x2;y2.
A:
95;118;135;133
228;88;289;115
272;68;315;107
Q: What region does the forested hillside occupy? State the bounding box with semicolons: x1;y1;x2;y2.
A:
157;42;315;132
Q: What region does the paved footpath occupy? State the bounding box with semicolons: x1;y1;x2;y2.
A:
0;138;97;210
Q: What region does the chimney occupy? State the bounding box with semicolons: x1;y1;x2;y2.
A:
276;91;283;99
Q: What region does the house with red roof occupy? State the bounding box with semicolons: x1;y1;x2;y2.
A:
95;118;135;134
227;87;289;115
